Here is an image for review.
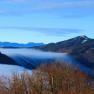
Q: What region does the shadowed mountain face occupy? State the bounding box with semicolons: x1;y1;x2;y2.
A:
0;53;17;65
36;35;94;69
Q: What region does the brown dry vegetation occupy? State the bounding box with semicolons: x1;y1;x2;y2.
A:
0;62;94;94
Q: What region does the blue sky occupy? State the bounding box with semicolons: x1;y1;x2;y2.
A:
0;0;94;43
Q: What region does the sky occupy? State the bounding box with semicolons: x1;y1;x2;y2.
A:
0;0;94;43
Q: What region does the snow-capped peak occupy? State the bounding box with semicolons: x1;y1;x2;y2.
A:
80;35;88;40
80;35;89;44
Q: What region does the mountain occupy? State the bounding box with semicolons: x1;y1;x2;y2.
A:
37;35;94;69
0;52;17;65
0;42;44;48
0;35;94;73
37;35;90;52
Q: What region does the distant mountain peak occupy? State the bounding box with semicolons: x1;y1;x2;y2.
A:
72;35;89;44
74;35;88;40
78;35;88;39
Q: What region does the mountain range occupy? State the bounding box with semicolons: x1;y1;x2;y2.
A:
0;42;44;48
0;35;94;70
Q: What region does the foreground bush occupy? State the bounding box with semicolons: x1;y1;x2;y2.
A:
0;62;94;94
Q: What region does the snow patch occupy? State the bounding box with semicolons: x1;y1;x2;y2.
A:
81;39;88;44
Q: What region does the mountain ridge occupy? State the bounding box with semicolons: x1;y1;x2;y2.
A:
36;35;92;52
0;42;44;48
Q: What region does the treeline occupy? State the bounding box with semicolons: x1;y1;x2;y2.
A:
0;62;94;94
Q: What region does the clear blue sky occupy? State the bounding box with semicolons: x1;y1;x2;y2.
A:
0;0;94;43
